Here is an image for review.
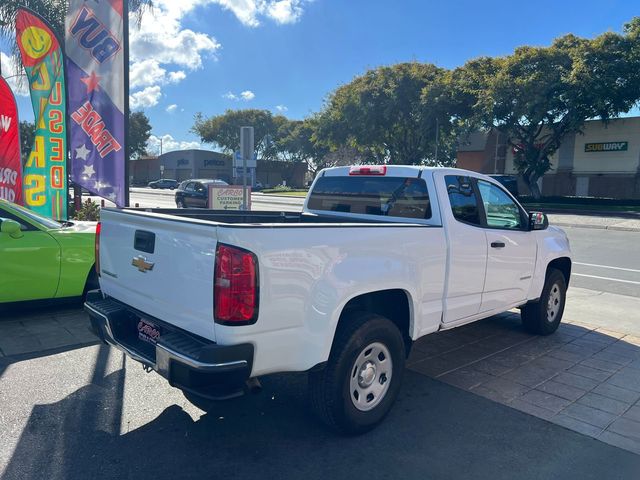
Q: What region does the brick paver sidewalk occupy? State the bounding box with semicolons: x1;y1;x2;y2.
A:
409;313;640;455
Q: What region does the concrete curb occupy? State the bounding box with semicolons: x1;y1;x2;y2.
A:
553;222;640;232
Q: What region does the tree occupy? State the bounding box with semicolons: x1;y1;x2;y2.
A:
19;120;35;162
192;109;285;160
315;62;458;165
275;117;333;175
129;111;152;159
0;0;152;73
453;18;640;198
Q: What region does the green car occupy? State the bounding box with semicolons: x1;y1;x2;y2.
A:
0;199;98;304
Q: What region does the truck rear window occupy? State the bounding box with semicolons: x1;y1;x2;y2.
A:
307;176;432;219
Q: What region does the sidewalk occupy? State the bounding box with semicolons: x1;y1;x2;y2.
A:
548;213;640;232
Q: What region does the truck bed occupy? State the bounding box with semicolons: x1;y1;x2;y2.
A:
116;208;428;226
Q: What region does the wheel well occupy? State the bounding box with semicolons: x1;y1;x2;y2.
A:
548;257;571;286
337;289;412;354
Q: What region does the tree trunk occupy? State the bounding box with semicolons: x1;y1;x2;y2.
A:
523;169;542;199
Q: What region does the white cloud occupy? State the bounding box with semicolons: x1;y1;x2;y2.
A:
214;0;310;27
129;3;221;70
275;104;288;112
0;52;29;96
147;134;202;154
168;71;187;83
166;104;178;113
130;86;163;109
266;0;305;24
130;60;187;89
223;90;255;101
240;90;255;100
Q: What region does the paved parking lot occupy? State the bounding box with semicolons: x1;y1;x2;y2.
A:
2;286;640;469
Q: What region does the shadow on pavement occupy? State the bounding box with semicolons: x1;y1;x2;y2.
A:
3;359;640;480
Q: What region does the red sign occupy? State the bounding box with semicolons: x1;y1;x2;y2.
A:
0;77;22;205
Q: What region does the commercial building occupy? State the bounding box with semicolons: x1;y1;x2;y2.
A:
456;116;640;199
129;149;307;187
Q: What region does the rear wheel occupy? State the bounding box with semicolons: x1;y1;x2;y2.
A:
521;268;567;335
309;312;406;434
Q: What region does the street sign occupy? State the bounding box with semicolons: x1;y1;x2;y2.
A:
208;185;251;210
240;127;254;161
233;150;257;168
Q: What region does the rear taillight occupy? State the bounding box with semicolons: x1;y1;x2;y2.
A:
95;222;101;277
349;165;387;175
214;244;259;325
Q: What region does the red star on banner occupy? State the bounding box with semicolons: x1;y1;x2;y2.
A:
81;71;101;93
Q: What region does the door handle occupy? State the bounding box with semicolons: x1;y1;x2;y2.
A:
491;241;506;248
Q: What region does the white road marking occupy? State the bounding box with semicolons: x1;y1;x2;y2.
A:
573;273;640;285
574;262;640;274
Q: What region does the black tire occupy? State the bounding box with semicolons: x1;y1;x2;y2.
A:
309;312;406;434
82;268;99;301
176;199;185;208
521;268;567;335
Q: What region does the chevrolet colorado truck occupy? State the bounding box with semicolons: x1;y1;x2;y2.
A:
85;166;571;433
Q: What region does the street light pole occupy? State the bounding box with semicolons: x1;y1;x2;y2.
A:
434;117;439;165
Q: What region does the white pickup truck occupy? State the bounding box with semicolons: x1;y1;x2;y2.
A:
85;166;571;433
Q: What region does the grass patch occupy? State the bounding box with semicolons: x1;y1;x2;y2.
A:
260;190;308;197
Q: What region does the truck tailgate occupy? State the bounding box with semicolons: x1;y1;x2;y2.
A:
98;209;218;342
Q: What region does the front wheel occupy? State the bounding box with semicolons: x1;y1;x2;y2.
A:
521;268;567;335
309;312;406;434
176;199;186;208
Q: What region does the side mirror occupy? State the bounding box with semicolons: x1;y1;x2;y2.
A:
0;219;24;238
529;211;549;231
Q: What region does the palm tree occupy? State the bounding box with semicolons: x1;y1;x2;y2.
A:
0;0;152;75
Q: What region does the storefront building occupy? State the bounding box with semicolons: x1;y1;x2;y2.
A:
456;117;640;199
130;149;308;187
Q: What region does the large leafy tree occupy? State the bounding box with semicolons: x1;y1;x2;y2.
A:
315;62;459;165
276;117;332;175
192;109;289;161
454;18;640;198
129;111;152;159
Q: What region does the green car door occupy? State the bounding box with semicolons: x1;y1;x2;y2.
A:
0;213;61;302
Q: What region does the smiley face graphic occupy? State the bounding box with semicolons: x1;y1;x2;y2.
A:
20;26;52;60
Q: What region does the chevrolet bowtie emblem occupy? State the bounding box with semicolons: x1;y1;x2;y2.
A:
132;255;154;273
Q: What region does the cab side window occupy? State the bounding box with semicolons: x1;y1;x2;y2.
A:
445;175;482;226
477;180;524;230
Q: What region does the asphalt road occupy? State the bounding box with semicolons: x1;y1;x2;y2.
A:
107;188;640;298
1;344;639;480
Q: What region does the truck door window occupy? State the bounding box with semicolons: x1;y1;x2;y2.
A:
445;175;482;226
307;176;431;219
477;180;524;230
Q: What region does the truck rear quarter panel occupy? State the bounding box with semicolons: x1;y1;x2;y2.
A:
215;224;447;376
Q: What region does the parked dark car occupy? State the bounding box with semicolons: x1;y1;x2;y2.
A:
175;179;229;208
488;174;519;198
148;179;179;189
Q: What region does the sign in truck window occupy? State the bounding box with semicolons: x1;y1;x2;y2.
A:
307;176;432;219
584;142;628;152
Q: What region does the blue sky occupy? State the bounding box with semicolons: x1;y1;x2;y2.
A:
1;0;638;153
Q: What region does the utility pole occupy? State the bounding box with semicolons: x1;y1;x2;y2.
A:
240;126;254;210
434;117;439;165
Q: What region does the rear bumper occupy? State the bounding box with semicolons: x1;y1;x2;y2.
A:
84;291;254;400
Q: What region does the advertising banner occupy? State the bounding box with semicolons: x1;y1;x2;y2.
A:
16;8;67;219
65;0;126;207
0;77;22;204
208;185;251;210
